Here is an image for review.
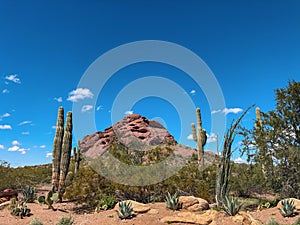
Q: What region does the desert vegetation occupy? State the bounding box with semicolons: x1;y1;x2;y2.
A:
0;80;299;224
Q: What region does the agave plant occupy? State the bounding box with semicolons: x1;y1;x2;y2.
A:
117;201;133;219
279;199;295;217
222;196;243;216
165;191;182;210
22;186;36;203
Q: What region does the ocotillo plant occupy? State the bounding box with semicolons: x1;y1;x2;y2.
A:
58;111;73;198
215;105;253;207
52;107;64;192
191;108;207;170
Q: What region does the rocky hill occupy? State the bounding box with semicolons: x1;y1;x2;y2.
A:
80;114;218;165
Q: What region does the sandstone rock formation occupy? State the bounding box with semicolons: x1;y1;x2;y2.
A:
179;196;209;211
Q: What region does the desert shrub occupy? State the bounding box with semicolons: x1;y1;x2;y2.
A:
30;218;43;225
57;216;74;225
265;218;279;225
294;218;300;225
95;195;116;212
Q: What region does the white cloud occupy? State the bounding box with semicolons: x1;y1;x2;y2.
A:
18;121;32;126
211;108;243;115
190;90;196;95
22;131;30;135
12;140;21;146
0;113;10;120
223;108;243;115
211;109;222;114
207;133;218;143
5;74;21;84
96;105;103;111
67;88;94;102
46;152;52;158
8;145;20;151
20;149;26;154
0;144;5;150
234;157;248;164
40;145;46;149
2;89;9;94
0;124;12;130
52;125;56;129
54;97;63;102
124;110;133;115
187;134;194;140
81;105;93;112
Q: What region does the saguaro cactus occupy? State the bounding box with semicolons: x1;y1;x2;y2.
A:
58;111;73;197
73;140;81;174
191;108;207;169
52;107;64;192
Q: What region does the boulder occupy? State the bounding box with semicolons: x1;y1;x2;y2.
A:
114;200;150;213
161;210;216;225
179;196;199;209
277;198;300;211
233;212;262;225
179;196;209;211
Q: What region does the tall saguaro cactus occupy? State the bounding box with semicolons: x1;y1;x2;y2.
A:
58;111;73;197
191;108;207;170
52;107;64;192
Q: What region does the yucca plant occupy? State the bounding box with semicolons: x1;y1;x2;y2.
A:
22;186;36;203
117;201;133;219
222;196;243;216
165;192;182;210
279;199;295;217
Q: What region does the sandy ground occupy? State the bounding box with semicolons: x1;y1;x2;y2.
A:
0;200;300;225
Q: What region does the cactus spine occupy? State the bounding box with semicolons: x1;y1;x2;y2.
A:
52;107;64;192
191;108;207;169
58;111;73;198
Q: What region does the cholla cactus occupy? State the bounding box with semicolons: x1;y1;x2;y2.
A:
117;201;133;219
191;108;207;169
279;199;295;217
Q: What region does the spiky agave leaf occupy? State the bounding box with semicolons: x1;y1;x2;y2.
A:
165;192;181;210
222;196;243;216
117;201;133;219
279;199;295;217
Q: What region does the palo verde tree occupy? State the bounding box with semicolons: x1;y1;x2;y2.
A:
241;80;300;198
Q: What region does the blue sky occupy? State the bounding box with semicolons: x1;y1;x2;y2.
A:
0;0;299;167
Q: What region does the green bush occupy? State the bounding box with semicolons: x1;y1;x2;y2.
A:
30;218;43;225
57;216;74;225
95;195;116;212
265;218;279;225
